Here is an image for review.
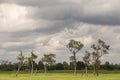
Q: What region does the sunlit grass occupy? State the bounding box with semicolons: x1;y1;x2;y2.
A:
0;71;120;80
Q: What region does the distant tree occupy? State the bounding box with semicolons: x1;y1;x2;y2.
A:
76;61;85;70
41;54;56;73
28;51;38;75
67;40;84;74
114;64;120;70
63;61;69;70
0;60;8;69
0;61;17;71
0;60;9;65
0;60;9;71
103;61;114;70
104;62;110;70
48;65;56;70
91;39;110;76
83;51;90;76
38;61;44;70
69;62;74;70
16;51;24;77
56;63;64;70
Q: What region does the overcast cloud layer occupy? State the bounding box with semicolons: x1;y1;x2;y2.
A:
0;0;120;64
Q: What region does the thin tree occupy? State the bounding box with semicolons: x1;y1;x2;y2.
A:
28;51;38;75
91;39;110;76
83;51;90;76
41;54;56;73
67;40;84;75
16;51;24;77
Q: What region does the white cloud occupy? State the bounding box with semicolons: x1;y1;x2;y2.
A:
0;4;29;32
2;41;33;48
100;53;120;64
0;4;52;32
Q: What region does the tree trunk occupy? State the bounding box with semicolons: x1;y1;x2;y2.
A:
74;62;76;75
93;63;99;76
96;69;99;76
85;65;88;76
31;60;34;75
93;64;96;76
34;68;37;76
73;52;76;75
44;64;47;73
16;63;22;77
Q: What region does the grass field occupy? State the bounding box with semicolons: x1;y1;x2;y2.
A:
0;70;120;80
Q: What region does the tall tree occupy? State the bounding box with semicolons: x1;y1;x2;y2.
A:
91;39;110;76
16;51;24;77
83;51;90;76
41;54;56;73
67;40;84;74
28;51;38;75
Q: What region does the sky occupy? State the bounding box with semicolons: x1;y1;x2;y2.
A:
0;0;120;64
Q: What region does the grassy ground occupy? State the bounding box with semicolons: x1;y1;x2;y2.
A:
0;70;120;80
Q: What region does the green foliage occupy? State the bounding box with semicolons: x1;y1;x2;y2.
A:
76;61;85;70
56;63;64;70
41;54;56;73
38;61;44;70
0;61;120;71
41;54;56;65
67;40;84;53
48;65;56;70
91;39;110;76
69;56;75;62
83;51;90;65
31;51;38;59
27;51;38;62
17;51;24;63
67;39;84;74
91;39;110;57
63;61;69;70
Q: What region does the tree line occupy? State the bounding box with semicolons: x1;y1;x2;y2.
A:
0;60;120;71
0;39;119;76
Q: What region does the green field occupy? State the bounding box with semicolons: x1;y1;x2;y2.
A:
0;70;120;80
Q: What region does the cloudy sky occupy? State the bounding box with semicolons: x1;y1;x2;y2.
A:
0;0;120;64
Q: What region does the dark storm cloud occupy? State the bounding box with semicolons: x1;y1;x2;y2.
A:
12;0;119;26
1;0;120;25
9;19;77;39
33;5;120;25
0;0;62;7
34;19;78;34
2;43;35;52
